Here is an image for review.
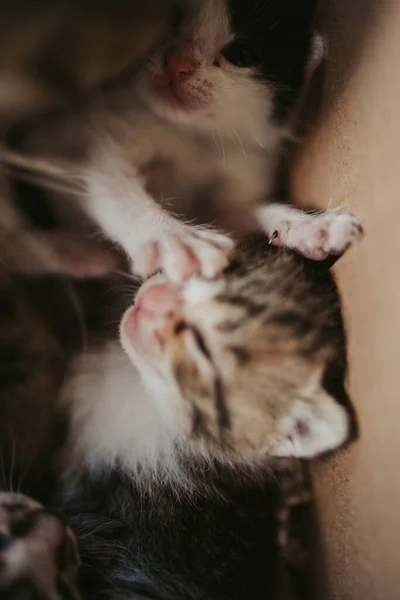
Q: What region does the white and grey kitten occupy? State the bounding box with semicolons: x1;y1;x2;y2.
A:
3;0;360;282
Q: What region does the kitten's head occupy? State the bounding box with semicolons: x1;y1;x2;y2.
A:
136;0;317;143
120;241;350;467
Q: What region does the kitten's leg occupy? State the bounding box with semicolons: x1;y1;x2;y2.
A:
257;203;363;260
86;163;234;282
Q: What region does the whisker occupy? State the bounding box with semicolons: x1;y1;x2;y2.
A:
0;146;81;180
111;269;142;283
62;279;89;356
9;433;16;493
102;283;137;298
16;456;30;494
7;169;85;197
217;131;226;170
232;128;247;160
250;134;265;149
0;448;6;491
211;132;221;157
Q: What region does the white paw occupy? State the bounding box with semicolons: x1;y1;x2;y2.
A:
134;227;234;282
269;212;363;261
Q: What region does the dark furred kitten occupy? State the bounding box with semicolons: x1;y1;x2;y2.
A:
57;236;353;600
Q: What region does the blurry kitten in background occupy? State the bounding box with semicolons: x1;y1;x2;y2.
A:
3;0;361;284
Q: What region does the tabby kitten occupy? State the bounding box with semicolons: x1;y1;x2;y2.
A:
56;236;354;600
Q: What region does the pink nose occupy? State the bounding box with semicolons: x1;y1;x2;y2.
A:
165;53;194;82
136;283;181;317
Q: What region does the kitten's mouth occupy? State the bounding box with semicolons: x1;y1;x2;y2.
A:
150;73;210;112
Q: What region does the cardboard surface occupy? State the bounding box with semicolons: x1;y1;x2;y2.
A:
292;1;400;598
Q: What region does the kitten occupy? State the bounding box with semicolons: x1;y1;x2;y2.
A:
62;237;351;482
0;492;81;600
55;236;353;599
3;0;361;283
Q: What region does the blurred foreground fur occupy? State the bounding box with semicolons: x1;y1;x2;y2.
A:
0;0;176;121
0;0;176;277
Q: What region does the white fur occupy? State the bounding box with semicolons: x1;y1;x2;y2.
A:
257;204;362;261
79;11;351;283
61;343;184;481
61;274;351;483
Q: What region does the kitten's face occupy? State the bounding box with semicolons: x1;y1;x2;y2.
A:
136;0;316;142
120;247;349;465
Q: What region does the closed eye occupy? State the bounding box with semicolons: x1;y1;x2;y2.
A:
189;325;212;361
174;320;188;334
174;320;212;362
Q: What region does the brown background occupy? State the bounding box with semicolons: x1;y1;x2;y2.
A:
292;1;400;598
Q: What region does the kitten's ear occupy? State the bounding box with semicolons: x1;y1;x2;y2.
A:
305;31;326;80
272;391;349;459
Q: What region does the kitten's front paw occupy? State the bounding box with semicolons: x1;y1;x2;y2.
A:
134;227;234;282
259;207;363;261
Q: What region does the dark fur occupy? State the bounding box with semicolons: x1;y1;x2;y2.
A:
228;0;317;121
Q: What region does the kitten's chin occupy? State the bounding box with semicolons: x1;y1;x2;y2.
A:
137;76;215;130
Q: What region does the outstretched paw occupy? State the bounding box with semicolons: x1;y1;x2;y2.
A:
258;205;363;261
134;227;234;282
